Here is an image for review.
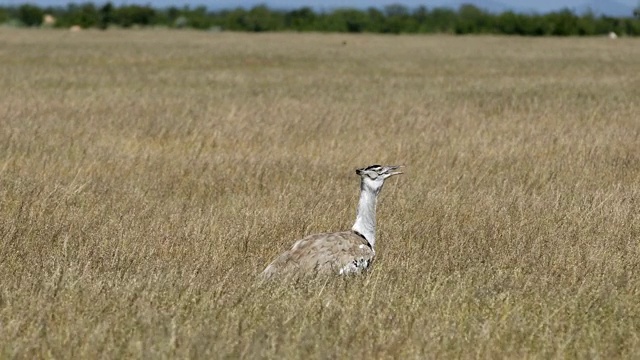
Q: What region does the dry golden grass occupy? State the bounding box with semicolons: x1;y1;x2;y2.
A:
1;28;639;358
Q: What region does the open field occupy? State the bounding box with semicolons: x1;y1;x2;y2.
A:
1;29;639;358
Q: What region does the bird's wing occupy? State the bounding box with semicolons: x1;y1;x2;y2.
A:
262;231;375;277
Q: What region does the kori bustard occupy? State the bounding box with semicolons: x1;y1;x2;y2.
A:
262;165;403;278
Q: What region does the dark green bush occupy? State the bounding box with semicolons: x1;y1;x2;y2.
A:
0;3;638;36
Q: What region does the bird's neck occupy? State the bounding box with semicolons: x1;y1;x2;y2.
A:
352;184;379;248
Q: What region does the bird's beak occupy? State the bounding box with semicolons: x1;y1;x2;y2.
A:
387;165;404;176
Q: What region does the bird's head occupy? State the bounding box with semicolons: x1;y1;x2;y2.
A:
356;164;403;193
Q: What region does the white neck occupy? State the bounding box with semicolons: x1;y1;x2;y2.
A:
351;183;379;248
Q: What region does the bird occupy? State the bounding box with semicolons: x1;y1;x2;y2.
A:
261;164;403;278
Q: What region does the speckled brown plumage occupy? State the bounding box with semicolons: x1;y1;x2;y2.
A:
261;231;375;278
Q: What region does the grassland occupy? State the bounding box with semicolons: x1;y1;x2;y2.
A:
1;28;639;359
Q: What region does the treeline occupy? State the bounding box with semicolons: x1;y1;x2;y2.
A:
2;3;640;36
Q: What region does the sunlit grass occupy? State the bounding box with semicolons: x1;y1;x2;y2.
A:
1;29;639;358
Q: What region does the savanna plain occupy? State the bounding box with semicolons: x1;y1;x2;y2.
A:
1;29;639;359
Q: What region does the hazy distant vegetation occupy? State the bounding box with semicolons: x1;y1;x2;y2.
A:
2;2;640;35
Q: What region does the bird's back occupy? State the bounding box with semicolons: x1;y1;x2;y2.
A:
262;231;375;278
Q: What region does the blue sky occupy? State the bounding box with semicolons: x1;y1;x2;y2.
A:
1;0;638;14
